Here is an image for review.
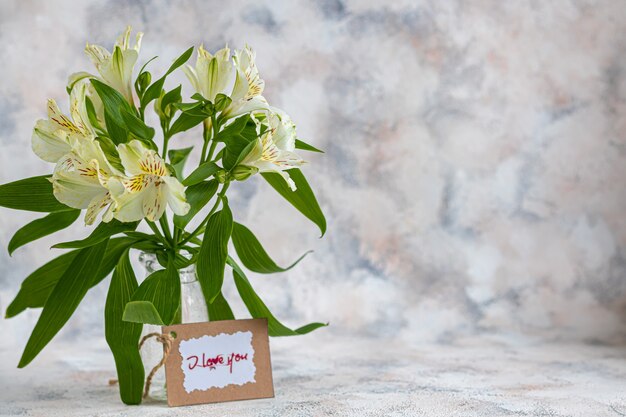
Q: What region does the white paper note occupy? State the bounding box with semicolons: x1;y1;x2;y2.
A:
178;331;256;392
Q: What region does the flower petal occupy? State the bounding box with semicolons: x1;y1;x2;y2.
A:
51;153;108;209
224;95;269;119
112;187;146;222
118;140;168;177
163;176;191;216
69;81;95;135
85;191;113;225
31;121;71;163
141;180;167;222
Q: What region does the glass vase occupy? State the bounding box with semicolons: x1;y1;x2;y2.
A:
137;251;208;400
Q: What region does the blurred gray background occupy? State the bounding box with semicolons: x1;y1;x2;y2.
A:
1;0;625;358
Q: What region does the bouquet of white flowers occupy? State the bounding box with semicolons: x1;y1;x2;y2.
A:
0;27;326;404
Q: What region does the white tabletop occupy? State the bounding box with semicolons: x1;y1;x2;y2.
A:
2;333;625;416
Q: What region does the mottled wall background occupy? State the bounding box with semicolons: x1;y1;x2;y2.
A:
0;0;625;355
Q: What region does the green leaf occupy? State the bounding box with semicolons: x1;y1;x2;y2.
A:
6;251;77;318
262;169;326;236
138;56;158;77
156;250;197;270
18;239;109;367
197;204;233;304
95;237;142;287
53;220;138;249
183;162;220;186
174;180;218;229
85;96;103;131
295;139;324;153
122;301;165;325
104;111;129;145
168;110;209;137
219;115;259;170
123;259;180;325
95;136;126;173
141;82;164;111
207;292;235;321
91;79;133;144
141;47;194;109
5;238;137;318
0;176;72;213
161;85;182;113
215;114;251;142
231;140;258;171
168;146;193;179
231;222;311;274
165;46;195;75
8;210;80;255
105;251;144;405
228;257;327;336
120;107;155;141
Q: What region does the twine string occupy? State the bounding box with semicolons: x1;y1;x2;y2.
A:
138;332;174;399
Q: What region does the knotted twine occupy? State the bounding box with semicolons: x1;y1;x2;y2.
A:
138;332;174;398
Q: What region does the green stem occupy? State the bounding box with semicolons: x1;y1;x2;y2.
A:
179;182;230;246
200;119;211;163
161;134;170;159
161;117;171;159
206;114;219;162
159;214;173;246
146;221;168;247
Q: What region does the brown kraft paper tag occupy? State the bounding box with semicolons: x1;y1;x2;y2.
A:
162;318;274;407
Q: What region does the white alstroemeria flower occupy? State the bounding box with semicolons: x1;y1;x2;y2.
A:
51;135;121;225
111;140;190;222
222;45;269;118
183;45;233;102
85;26;143;103
239;113;306;191
32;82;95;163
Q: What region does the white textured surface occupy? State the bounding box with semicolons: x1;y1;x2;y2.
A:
0;0;625;414
2;334;626;416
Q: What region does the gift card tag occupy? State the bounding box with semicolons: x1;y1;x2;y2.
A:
162;318;274;407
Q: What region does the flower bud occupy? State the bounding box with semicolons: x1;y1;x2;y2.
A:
216;169;229;183
232;165;259;181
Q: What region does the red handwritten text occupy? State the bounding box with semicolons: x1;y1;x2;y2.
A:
185;352;249;373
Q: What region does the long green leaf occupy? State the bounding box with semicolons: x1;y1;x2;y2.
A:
174;180;218;229
183;162;220;186
197;205;233;304
105;251;144;405
231;222;311;274
141;47;194;109
122;301;165;325
0;176;71;213
165;47;195;75
120;107;155;141
227;257;327;336
53;220;137;249
8;210;80;255
168;111;209;136
18;239;109;367
5;237;137;318
91;79;133;144
295;139;324;153
123;259;180;325
207;292;235;321
5;251;78;318
220;116;259;170
168;146;193;179
262;169;326;236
